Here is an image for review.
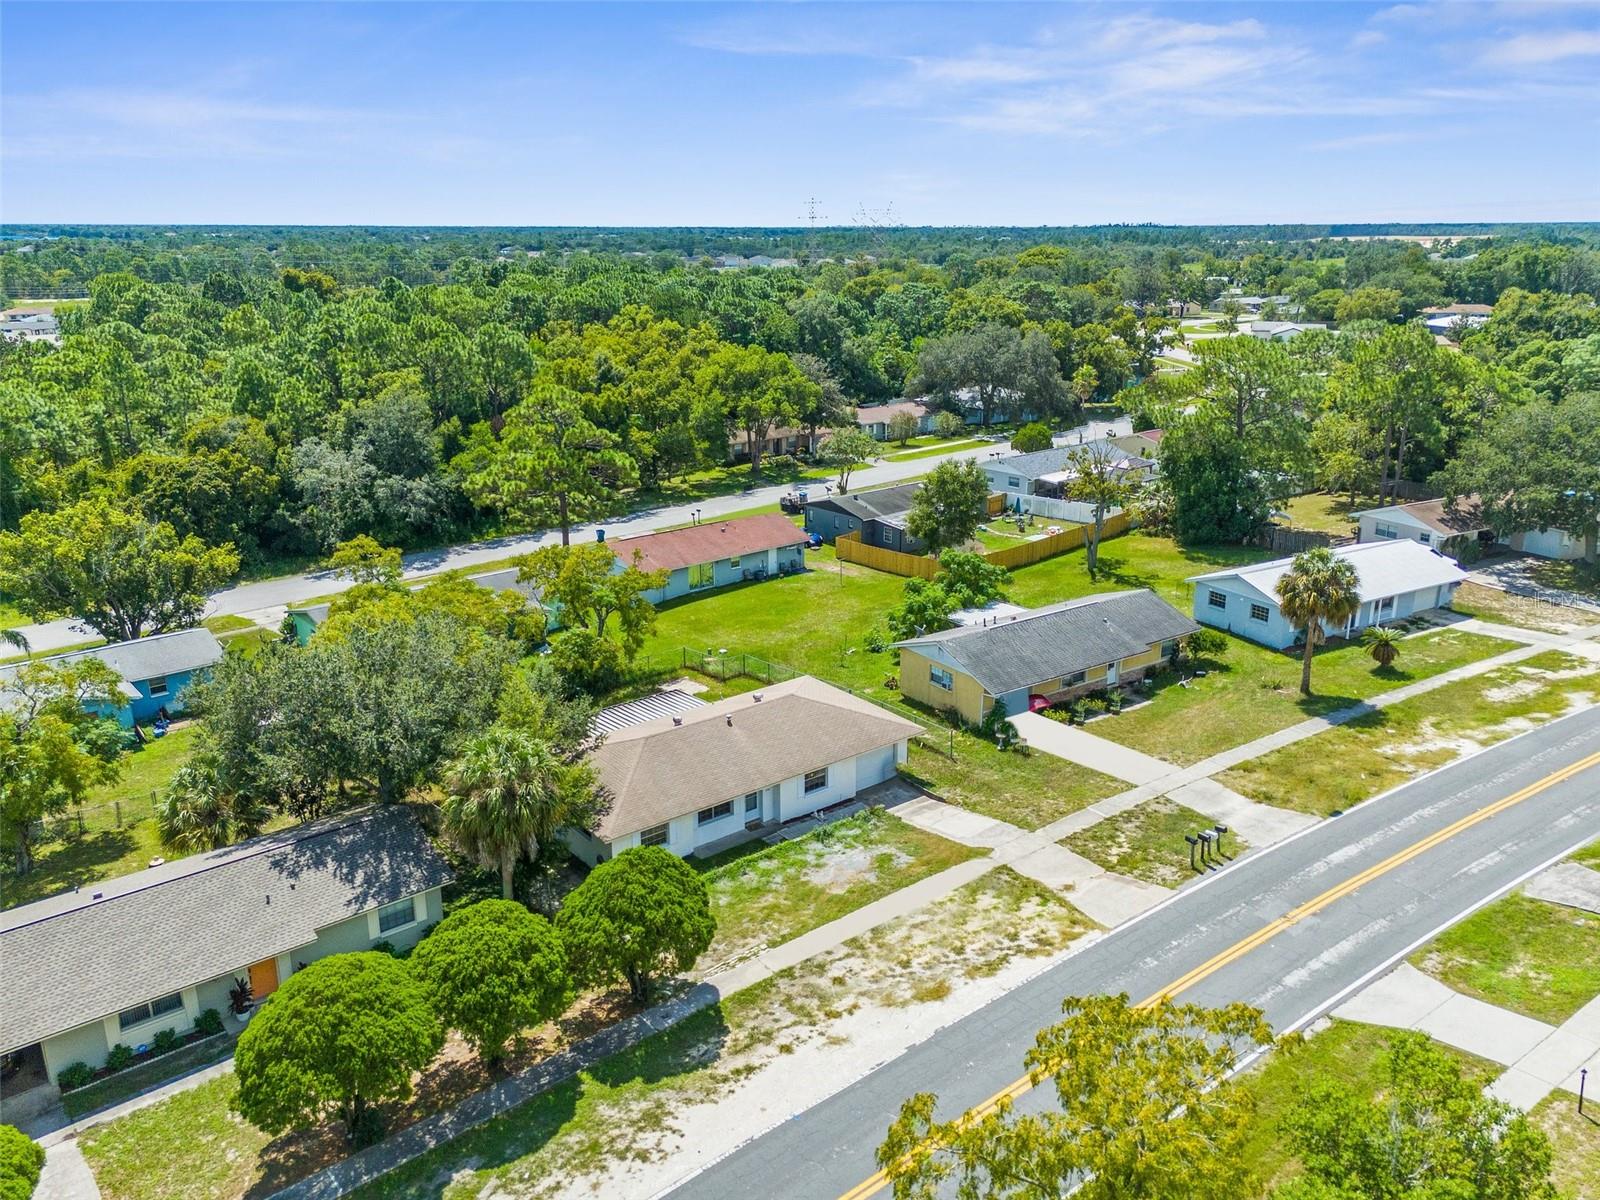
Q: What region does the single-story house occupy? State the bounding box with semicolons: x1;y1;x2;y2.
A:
855;401;934;440
1421;303;1493;320
605;513;808;602
1353;496;1496;560
0;628;224;727
983;439;1153;499
727;426;821;462
566;676;922;865
894;590;1199;725
1354;495;1589;562
285;565;549;644
802;482;925;554
0;805;450;1086
1246;321;1328;342
1187;539;1468;650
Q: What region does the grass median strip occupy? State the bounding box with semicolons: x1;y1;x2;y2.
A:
1409;892;1600;1025
1216;650;1598;817
1060;795;1250;888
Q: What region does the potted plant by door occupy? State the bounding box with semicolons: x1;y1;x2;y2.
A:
229;977;255;1023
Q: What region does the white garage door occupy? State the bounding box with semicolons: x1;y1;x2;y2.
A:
857;745;898;789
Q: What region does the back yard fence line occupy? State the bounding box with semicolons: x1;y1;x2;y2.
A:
1254;526;1340;555
836;510;1134;578
33;791;160;843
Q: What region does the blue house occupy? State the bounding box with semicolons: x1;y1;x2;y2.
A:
1187;540;1468;650
605;514;809;603
0;628;225;726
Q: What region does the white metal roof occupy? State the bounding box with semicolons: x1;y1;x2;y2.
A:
1187;540;1467;605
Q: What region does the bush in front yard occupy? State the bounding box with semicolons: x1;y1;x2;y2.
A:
103;1044;134;1072
0;1123;45;1200
55;1063;93;1091
192;1008;224;1038
557;846;715;1004
233;951;443;1147
410;899;571;1066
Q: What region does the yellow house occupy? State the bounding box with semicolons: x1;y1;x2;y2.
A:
894;590;1199;726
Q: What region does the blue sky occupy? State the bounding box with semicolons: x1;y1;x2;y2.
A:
3;1;1598;225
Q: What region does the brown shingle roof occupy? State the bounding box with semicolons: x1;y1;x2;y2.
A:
609;514;807;574
1392;496;1491;536
588;677;922;840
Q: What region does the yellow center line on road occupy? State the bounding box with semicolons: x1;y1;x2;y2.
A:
836;749;1600;1200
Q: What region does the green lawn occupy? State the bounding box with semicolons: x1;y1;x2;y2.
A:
1217;650;1598;817
694;808;984;969
0;636;106;665
1236;1020;1498;1194
1410;893;1600;1024
1529;1089;1600;1200
902;734;1125;830
884;437;986;462
1092;627;1517;767
1061;796;1249;888
1;724;202;909
0;597;26;629
63;1035;236;1120
1571;836;1600;871
201;614;257;635
1277;491;1371;536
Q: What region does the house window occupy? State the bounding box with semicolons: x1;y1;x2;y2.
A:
1159;640;1179;660
1418;532;1431;545
1375;523;1398;539
803;767;829;794
729;556;741;569
697;800;734;826
1377;596;1396;615
1007;477;1021;490
377;897;417;934
745;791;761;815
1249;603;1270;622
689;562;715;590
1208;590;1228;610
930;665;954;691
1065;670;1087;687
147;676;169;697
119;992;183;1031
640;823;669;847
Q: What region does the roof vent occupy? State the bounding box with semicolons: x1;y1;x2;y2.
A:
753;692;763;702
91;891;103;901
672;716;683;726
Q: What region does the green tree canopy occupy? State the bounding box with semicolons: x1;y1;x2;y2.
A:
818;424;880;493
556;846;716;1002
1158;413;1271;545
0;498;240;642
516;541;667;658
906;460;989;557
906;323;1070;427
232;952;443;1145
410;899;571;1064
879;995;1273;1200
1010;421;1053;454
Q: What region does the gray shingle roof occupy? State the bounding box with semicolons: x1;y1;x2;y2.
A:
806;482;921;524
589;676;921;840
0;628;223;691
894;590;1200;696
0;806;452;1053
988;439;1150;482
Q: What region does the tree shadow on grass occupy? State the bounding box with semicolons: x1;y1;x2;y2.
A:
1;828;140;910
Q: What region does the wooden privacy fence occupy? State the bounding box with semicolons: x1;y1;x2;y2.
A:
836;511;1134;578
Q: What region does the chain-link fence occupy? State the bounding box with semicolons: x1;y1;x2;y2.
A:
31;791;160;844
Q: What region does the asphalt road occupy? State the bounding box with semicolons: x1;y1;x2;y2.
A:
7;418;1131;653
668;704;1600;1200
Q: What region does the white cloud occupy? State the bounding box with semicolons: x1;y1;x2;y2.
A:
1483;28;1600;64
1350;29;1389;49
1310;130;1421;151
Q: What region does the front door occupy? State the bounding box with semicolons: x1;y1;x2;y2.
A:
248;957;279;999
1106;661;1120;686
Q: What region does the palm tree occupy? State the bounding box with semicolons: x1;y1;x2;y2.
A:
1275;547;1362;696
1;628;29;656
156;762;270;852
1364;625;1402;670
441;726;576;901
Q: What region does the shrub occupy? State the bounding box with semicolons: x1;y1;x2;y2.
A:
193;1008;224;1037
104;1044;134;1072
370;940;398;958
55;1063;94;1091
1069;699;1090;725
550;629;624;697
1107;690;1123;714
151;1029;181;1056
1010;421;1054;454
0;1124;44;1200
1185;628;1229;660
863;625;889;654
932;410;966;439
762;454;799;474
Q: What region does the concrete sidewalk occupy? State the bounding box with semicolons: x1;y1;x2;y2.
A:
1010;712;1176;785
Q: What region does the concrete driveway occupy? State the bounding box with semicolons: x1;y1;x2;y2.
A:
1469;554;1600;614
1010;711;1175;785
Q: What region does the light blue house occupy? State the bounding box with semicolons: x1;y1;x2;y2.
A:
605;513;809;603
1187;540;1468;650
0;628;224;727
